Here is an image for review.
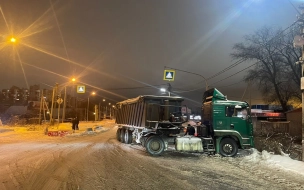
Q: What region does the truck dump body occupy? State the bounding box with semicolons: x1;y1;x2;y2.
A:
115;95;188;156
116;95;185;128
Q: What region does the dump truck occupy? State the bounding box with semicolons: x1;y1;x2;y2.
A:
115;88;254;157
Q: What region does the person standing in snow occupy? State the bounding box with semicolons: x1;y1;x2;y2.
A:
71;118;76;131
185;124;195;136
75;117;79;130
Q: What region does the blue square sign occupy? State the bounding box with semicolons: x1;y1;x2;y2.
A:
163;70;175;81
77;85;85;93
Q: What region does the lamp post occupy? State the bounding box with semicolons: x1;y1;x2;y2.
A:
108;103;111;118
164;66;209;91
160;88;170;96
98;98;106;120
87;91;95;121
62;77;76;123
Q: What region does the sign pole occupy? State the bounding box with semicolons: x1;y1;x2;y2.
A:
62;86;67;123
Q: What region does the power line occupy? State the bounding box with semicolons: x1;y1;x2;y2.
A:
207;58;246;80
211;39;294;86
288;0;301;15
211;64;255;85
208;24;298;86
215;79;245;88
207;21;298;81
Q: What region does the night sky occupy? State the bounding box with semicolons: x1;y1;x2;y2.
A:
0;0;300;109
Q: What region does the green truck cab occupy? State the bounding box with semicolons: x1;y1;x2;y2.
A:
200;88;254;156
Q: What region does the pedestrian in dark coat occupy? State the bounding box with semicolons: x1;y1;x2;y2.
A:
185;124;195;136
75;117;79;130
71;118;76;131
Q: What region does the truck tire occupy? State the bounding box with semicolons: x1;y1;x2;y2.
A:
145;136;165;156
116;128;121;141
120;128;125;143
124;129;133;144
219;138;238;157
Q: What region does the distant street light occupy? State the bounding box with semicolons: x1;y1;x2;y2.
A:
10;37;16;43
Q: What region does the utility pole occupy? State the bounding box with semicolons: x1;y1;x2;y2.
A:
87;97;89;121
296;5;304;161
62;86;67;123
39;90;43;125
98;102;101;120
49;83;58;125
95;105;98;121
167;83;172;96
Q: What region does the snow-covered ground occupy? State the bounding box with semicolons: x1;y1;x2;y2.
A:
0;120;303;189
0;120;303;175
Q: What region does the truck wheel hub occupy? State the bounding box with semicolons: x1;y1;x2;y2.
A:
223;144;233;153
150;141;161;151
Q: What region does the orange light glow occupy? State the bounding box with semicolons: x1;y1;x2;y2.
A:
10;37;16;43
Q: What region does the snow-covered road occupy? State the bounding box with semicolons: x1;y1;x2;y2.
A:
0;120;303;190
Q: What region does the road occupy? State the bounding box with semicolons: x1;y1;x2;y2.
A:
0;121;303;190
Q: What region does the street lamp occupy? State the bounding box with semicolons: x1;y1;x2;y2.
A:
10;37;16;43
87;91;96;121
62;78;77;122
160;88;170;96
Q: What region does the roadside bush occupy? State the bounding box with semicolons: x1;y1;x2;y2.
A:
254;133;302;161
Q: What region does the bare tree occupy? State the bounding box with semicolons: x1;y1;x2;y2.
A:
231;26;301;111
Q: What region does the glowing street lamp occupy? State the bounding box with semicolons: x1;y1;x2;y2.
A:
10;37;16;43
160;88;170;96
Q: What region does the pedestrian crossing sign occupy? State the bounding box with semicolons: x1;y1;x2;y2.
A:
77;85;85;93
163;70;175;81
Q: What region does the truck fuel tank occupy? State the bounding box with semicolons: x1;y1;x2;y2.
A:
175;136;203;152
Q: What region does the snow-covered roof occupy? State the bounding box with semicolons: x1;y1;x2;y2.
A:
116;95;184;105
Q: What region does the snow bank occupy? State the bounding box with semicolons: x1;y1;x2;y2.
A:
244;149;304;176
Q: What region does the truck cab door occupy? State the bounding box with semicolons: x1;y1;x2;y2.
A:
226;106;250;138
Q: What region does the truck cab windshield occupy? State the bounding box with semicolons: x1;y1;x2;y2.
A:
235;108;247;119
226;106;248;119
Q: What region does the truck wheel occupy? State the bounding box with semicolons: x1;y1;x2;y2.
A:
219;138;238;157
120;128;125;143
124;129;133;144
145;136;165;156
116;128;121;141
